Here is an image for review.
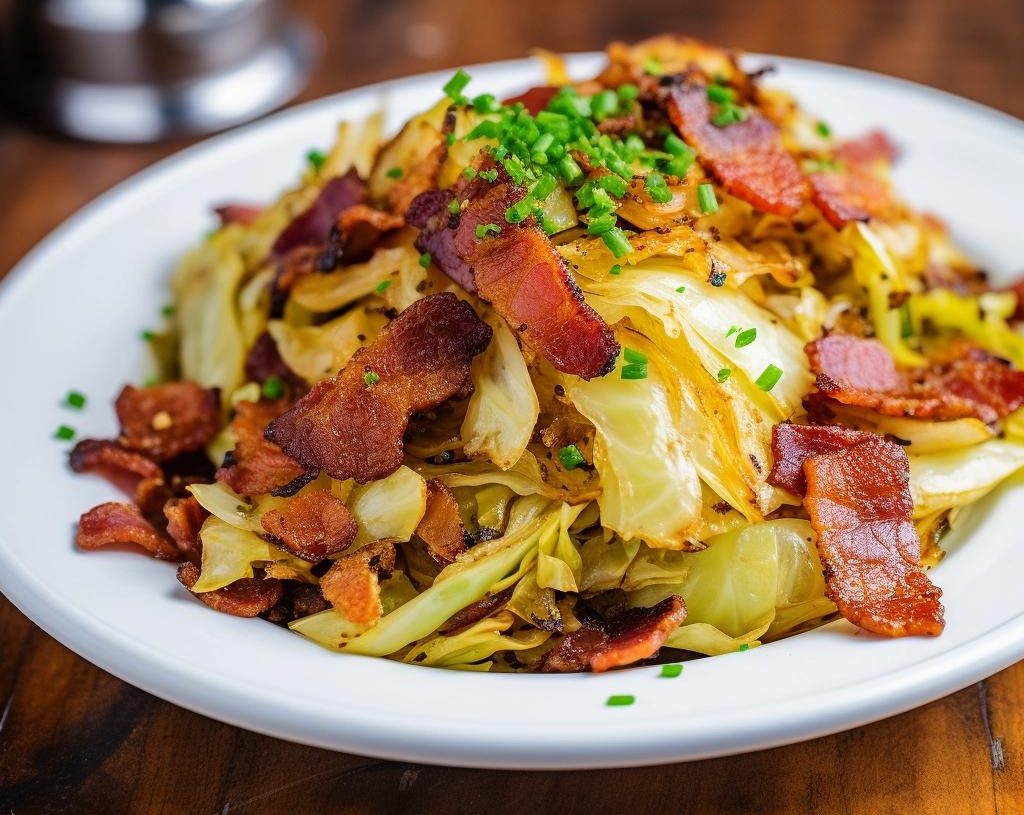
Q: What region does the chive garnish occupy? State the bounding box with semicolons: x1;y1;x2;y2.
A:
442;69;471;102
602;227;633;259
621;363;648;380
261;376;284;400
816;120;831;138
660;663;683;678
306;149;326;171
735;327;757;348
675;285;686;293
363;370;381;388
64;391;86;409
755;364;784;391
418;252;432;268
609;264;622;276
697;183;719;214
717;367;732;383
738;643;750;652
475;223;501;239
54;424;75;441
623;347;648;365
448;198;461;215
161;304;175;318
607;694;635;707
386;166;403;179
141;329;155;342
374;279;393;293
558;444;586;470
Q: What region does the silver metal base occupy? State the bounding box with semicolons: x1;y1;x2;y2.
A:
14;21;318;143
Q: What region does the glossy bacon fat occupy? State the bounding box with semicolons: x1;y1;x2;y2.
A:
266;293;491;483
769;423;944;637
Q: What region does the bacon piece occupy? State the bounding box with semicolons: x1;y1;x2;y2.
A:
407;189;476;292
214;204;263;226
809;131;898;229
260;490;357;562
164;496;207;564
542;596;687;673
415;479;467;564
388;107;455;217
177;562;284;618
807;334;1024;424
271;170;367;258
664;82;807;215
265;293;491;483
319;541;397;625
439;587;514;635
115;382;220;462
338;203;405;257
803;436;944;637
77;502;180;560
69;439;163;488
216;400;306;497
262;583;330;625
503;86;559;115
768;422;873;496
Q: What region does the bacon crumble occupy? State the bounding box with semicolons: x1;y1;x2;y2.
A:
216;400;306;497
177;562;284;617
320;541;397;625
70;439;163;484
115;382;220;461
265;293;492;483
663;82;807;215
260;490;358;562
163;496;207;564
77;502;181;560
415;479;467;564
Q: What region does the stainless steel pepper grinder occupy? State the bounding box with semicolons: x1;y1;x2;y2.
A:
1;0;318;142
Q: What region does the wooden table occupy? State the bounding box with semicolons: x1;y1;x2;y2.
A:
1;1;1021;811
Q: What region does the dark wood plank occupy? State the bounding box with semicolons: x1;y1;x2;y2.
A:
1;0;1022;812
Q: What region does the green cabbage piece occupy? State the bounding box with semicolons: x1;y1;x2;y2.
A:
909;439;1024;518
192;516;313;593
268;307;386;384
401;611;550;670
348;465;427;547
461;309;540;469
570;329;703;548
628;519;834;655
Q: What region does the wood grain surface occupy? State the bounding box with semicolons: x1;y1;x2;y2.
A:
1;1;1022;812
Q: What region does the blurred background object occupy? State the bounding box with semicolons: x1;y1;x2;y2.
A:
0;0;317;142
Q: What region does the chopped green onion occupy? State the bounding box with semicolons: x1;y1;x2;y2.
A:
596;173;628;198
712;104;748;127
558;444;586;470
306;149;326;171
557;154;584;185
645;172;673;204
660;663;683;678
261;376;284;400
623;347;648;365
755;363;784;392
141;329;155;342
442;68;471;101
161;304;175;318
697;183;719;214
448;198;461;215
64;390;86;409
717;367;732;383
664;133;689;156
386;166;403;179
816;120;832;138
735;327;757;348
621;363;648;380
54;424;75;441
479;168;499;183
462;166;478;180
445;132;456;146
738;643;750;652
609;264;622;276
662;152;695;179
530;173;557;200
726;325;739;337
643;57;663;75
374;279;393;294
607;694;635;707
475;223;501;239
706;84;735;104
363;370;381;388
472;93;501;113
505;198;534;224
602;227;633;258
617;83;639;103
590;89;619;121
418;252;432;268
675;285;686;293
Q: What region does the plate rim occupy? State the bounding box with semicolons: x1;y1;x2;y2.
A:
1;52;1023;770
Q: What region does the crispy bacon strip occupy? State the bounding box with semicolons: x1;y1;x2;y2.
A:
663;82;807;215
801;434;944;636
271;170;367;258
767;422;873;496
177;562;283;618
807;334;1024;424
260;490;357;562
77;502;180;560
415;479;467;564
164;495;207;564
542;597;687;673
115;382;220;462
70;439;162;486
809;131;898;229
319;541;397;625
265;293;491;483
216;400;306;497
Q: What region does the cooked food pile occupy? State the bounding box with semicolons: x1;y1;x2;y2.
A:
69;37;1024;671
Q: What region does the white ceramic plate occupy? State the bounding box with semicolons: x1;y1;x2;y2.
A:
1;53;1022;770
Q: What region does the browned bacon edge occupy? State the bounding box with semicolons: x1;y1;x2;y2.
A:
408;161;620;380
808;131;898;229
415;479;468;564
542;596;687;672
77;502;181;560
663;81;807;216
115;382;221;462
271;170;367;258
807;334;1024;424
265;293;491;484
768;423;944;637
320;541;397;626
260;490;357;563
177;562;284;618
216;399;306;497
